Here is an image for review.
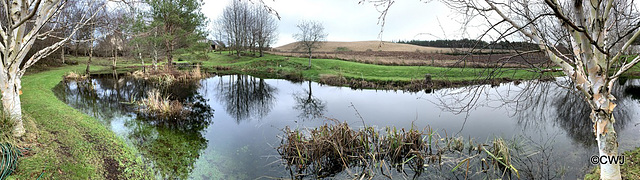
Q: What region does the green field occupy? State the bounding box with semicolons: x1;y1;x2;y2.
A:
172;52;558;89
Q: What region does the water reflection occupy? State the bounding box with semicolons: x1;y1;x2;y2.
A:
293;81;327;121
126;120;208;179
509;80;632;148
53;76;213;179
433;78;635;148
215;75;277;123
54;75;640;179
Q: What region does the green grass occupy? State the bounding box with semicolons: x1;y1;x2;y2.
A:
189;52;553;85
9;63;153;179
584;148;640;180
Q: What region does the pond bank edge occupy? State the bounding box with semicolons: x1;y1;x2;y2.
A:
12;64;154;179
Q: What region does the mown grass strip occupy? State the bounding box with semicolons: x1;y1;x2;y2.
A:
11;64;152;179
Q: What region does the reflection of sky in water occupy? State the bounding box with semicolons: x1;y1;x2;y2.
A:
54;75;640;179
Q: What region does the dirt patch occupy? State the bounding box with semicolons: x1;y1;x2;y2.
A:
82;133;123;180
102;157;121;180
52;139;72;157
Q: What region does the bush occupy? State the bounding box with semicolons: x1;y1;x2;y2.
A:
335;47;352;52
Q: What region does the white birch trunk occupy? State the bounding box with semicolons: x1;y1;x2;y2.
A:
136;43;144;73
1;77;23;136
153;48;158;70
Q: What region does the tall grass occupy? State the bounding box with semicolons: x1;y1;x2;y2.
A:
278;120;523;179
0;113;14;142
131;64;206;85
137;89;186;118
0;112;21;180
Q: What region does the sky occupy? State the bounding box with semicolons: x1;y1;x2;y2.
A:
201;0;474;47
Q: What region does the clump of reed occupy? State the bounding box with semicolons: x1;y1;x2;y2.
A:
278;121;521;179
278;122;369;178
318;74;347;85
136;89;187;118
381;126;424;171
131;65;207;85
63;71;88;81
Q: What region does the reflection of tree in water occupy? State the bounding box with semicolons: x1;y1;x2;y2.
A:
53;76;148;124
511;80;631;148
622;79;640;100
215;75;277;123
293;81;326;121
126;120;208;180
431;79;637;179
53;76;214;179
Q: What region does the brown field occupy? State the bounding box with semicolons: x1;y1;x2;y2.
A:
274;41;452;53
271;41;548;68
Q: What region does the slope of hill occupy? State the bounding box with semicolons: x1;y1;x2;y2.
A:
274;41;452;53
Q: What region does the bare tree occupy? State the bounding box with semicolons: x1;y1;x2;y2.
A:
368;0;640;179
293;20;327;68
0;0;105;137
218;1;278;58
220;0;251;57
253;4;278;57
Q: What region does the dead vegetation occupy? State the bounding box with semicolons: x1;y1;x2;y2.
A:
129;64;208;84
278;120;523;179
274;41;453;52
63;71;89;81
136;89;188;119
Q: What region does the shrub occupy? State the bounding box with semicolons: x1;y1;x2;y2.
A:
335;47;352;52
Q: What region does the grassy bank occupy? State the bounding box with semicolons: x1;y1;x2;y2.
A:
178;52;556;90
8;63;153;179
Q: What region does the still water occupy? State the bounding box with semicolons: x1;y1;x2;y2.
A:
53;75;640;179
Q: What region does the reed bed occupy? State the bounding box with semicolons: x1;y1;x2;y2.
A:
136;89;187;119
130;64;207;85
278;121;522;179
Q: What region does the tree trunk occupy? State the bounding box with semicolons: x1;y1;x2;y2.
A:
153;30;158;70
112;47;118;69
152;48;158;70
259;48;264;57
61;47;65;64
308;49;312;68
592;108;622;179
1;77;24;137
86;40;94;74
136;43;145;73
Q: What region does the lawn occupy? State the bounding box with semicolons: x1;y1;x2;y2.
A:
7;61;152;179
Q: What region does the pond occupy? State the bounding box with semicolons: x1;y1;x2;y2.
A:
53;74;640;179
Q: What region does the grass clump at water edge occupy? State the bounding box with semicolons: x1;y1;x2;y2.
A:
278;120;527;179
136;89;188;119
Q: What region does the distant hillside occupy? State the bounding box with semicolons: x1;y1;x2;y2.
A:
274;41;453;53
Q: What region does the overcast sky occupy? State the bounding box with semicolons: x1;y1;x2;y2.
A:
202;0;474;47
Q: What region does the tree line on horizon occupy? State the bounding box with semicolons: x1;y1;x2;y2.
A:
395;39;540;51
